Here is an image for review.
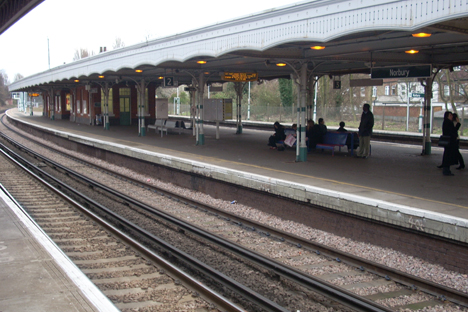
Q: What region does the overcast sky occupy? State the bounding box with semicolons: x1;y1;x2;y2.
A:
0;0;302;81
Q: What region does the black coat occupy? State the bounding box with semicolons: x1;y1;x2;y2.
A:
442;119;460;167
359;111;374;136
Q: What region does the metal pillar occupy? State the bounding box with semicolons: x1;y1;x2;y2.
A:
235;82;243;134
88;87;93;125
103;82;110;130
307;77;316;121
136;79;146;136
197;73;205;145
191;78;197;137
49;88;55;120
422;78;433;155
247;82;251;120
297;63;308;162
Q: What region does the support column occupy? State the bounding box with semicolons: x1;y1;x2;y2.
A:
307;77;315;121
191;78;197;137
297;63;308;162
103;82;110;130
197;73;205;145
235;82;243;134
49;88;55;120
138;79;146;136
88;86;93;125
423;78;433;155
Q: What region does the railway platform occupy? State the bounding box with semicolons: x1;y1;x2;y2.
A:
5;109;468;244
0;187;118;311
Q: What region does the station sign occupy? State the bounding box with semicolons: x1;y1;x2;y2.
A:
28;92;40;97
411;93;425;98
209;86;223;92
371;65;432;79
222;72;258;82
164;76;178;87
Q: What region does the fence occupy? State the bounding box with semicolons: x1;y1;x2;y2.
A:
168;103;465;135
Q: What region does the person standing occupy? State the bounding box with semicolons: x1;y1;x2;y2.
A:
356;103;374;158
441;112;461;175
453;113;465;170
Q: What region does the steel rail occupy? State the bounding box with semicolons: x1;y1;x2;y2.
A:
0;143;249;312
4;118;465;307
0;130;393;312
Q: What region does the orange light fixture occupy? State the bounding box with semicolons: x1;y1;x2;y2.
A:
412;33;431;38
276;62;287;67
158;76;164;80
98;75;105;78
135;69;143;73
74;79;79;82
311;45;325;50
204;71;210;75
197;60;207;64
405;49;419;54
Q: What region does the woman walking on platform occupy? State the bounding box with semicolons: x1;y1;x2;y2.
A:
441;111;461;176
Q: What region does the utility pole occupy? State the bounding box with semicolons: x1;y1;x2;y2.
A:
48;37;50;69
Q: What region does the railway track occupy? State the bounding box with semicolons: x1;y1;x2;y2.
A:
1;115;468;311
0;145;242;311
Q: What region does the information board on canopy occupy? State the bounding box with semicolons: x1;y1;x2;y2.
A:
155;98;168;119
204;99;232;121
222;72;258;82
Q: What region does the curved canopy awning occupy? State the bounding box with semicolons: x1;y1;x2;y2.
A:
8;0;468;92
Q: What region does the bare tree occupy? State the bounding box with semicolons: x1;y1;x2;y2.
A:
73;48;94;61
0;71;10;106
14;73;24;81
112;37;125;49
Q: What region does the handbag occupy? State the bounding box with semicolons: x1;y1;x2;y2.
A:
438;135;451;147
284;134;296;147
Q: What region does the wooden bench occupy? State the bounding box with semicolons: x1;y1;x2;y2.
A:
147;119;166;137
316;132;351;156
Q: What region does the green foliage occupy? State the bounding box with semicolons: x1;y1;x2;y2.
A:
278;78;293;107
210;82;237;102
250;80;281;106
169;91;190;104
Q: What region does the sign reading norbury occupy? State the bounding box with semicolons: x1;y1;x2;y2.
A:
371;65;432;79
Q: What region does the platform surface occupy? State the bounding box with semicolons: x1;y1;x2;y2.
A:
5;109;468;239
0;189;120;312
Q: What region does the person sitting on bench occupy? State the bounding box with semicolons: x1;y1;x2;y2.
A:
268;121;286;150
337;121;347;132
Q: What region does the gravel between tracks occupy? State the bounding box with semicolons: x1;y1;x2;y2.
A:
3;119;468;310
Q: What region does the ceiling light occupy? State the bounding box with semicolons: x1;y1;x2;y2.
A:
276;62;287;67
98;75;105;78
405;49;419;54
412;33;431;38
74;79;79;82
197;60;207;64
135;69;143;73
158;76;164;80
311;46;325;50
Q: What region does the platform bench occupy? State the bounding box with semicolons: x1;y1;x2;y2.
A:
165;120;182;135
316;132;352;156
147;119;167;137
